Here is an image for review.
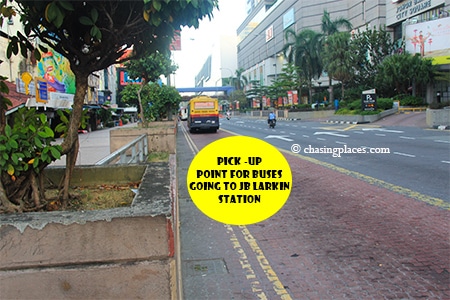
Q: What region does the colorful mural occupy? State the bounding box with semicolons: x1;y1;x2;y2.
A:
36;51;76;95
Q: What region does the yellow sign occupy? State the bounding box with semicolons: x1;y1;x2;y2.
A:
187;136;292;225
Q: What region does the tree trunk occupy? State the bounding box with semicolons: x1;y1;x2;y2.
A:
328;77;333;102
167;104;173;121
308;81;313;104
0;180;20;213
59;73;89;204
137;79;146;124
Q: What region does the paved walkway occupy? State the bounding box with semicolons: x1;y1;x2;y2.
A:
374;111;428;128
177;119;449;299
50;123;136;166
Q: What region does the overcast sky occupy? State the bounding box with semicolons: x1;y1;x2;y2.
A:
172;0;247;87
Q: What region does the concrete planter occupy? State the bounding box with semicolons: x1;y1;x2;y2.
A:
0;161;177;300
111;120;177;154
426;108;450;129
326;108;398;124
286;110;335;120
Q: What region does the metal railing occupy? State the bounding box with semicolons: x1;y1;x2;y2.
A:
95;134;148;165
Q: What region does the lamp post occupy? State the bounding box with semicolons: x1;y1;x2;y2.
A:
220;67;234;85
220;68;234;109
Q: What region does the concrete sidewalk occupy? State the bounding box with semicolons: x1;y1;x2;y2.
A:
51;123;135;166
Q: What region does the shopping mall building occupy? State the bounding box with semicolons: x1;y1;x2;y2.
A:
236;0;450;104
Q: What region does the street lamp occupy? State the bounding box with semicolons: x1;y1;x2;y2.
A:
220;68;234;109
220;67;234;84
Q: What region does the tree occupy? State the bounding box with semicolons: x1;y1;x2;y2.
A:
245;80;267;110
124;51;178;123
321;10;352;102
120;84;144;108
1;0;218;212
350;25;395;89
267;63;302;107
232;67;248;91
322;32;354;99
375;52;435;98
283;28;323;103
144;83;181;121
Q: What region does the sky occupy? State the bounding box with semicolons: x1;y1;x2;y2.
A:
171;0;247;88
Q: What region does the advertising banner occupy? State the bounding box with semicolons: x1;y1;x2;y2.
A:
405;17;450;65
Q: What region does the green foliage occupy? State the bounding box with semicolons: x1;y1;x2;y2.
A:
397;95;425;107
321;10;352;36
335;108;354;115
347;99;361;111
231;68;248;91
429;101;450;109
283;28;323;88
120;84;144;107
6;0;218;67
322;31;354;99
245;80;267;109
271;63;304;97
54;108;88;136
0;74;12;110
375;53;435;98
0;107;62;179
377;98;394;110
97;107;112;124
338;97;393;111
143;83;181;121
350;25;395;89
125;51;178;83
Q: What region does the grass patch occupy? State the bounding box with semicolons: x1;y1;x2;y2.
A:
148;151;169;162
45;183;140;211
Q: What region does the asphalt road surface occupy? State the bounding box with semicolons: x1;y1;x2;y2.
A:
219;116;450;203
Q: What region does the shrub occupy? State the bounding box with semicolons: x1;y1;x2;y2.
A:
347;100;361;110
335;108;355;115
377;98;394;110
398;95;425;107
428;101;450;109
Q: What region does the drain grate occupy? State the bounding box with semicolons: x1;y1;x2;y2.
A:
183;258;228;276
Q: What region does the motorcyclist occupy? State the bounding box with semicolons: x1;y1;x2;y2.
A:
268;111;276;126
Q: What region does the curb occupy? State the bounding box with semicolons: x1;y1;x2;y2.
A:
277;118;300;121
436;125;450;130
325;120;365;125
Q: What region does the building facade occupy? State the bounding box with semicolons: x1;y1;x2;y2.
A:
237;0;450;104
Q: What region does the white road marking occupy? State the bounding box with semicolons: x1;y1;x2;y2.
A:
394;152;416;158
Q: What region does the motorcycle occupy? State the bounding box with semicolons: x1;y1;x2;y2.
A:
268;119;276;128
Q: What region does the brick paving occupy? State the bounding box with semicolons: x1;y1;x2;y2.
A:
249;153;449;299
178;120;449;300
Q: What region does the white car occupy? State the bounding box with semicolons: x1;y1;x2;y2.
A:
311;102;326;109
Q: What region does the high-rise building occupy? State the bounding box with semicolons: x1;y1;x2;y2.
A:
237;0;450;104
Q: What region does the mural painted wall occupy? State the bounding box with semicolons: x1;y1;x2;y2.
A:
36;51;76;95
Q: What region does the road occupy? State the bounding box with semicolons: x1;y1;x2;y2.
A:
219;116;450;202
177;118;450;299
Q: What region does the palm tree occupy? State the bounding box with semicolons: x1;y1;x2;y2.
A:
321;10;352;101
233;67;248;90
322;32;354;100
283;28;323;103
